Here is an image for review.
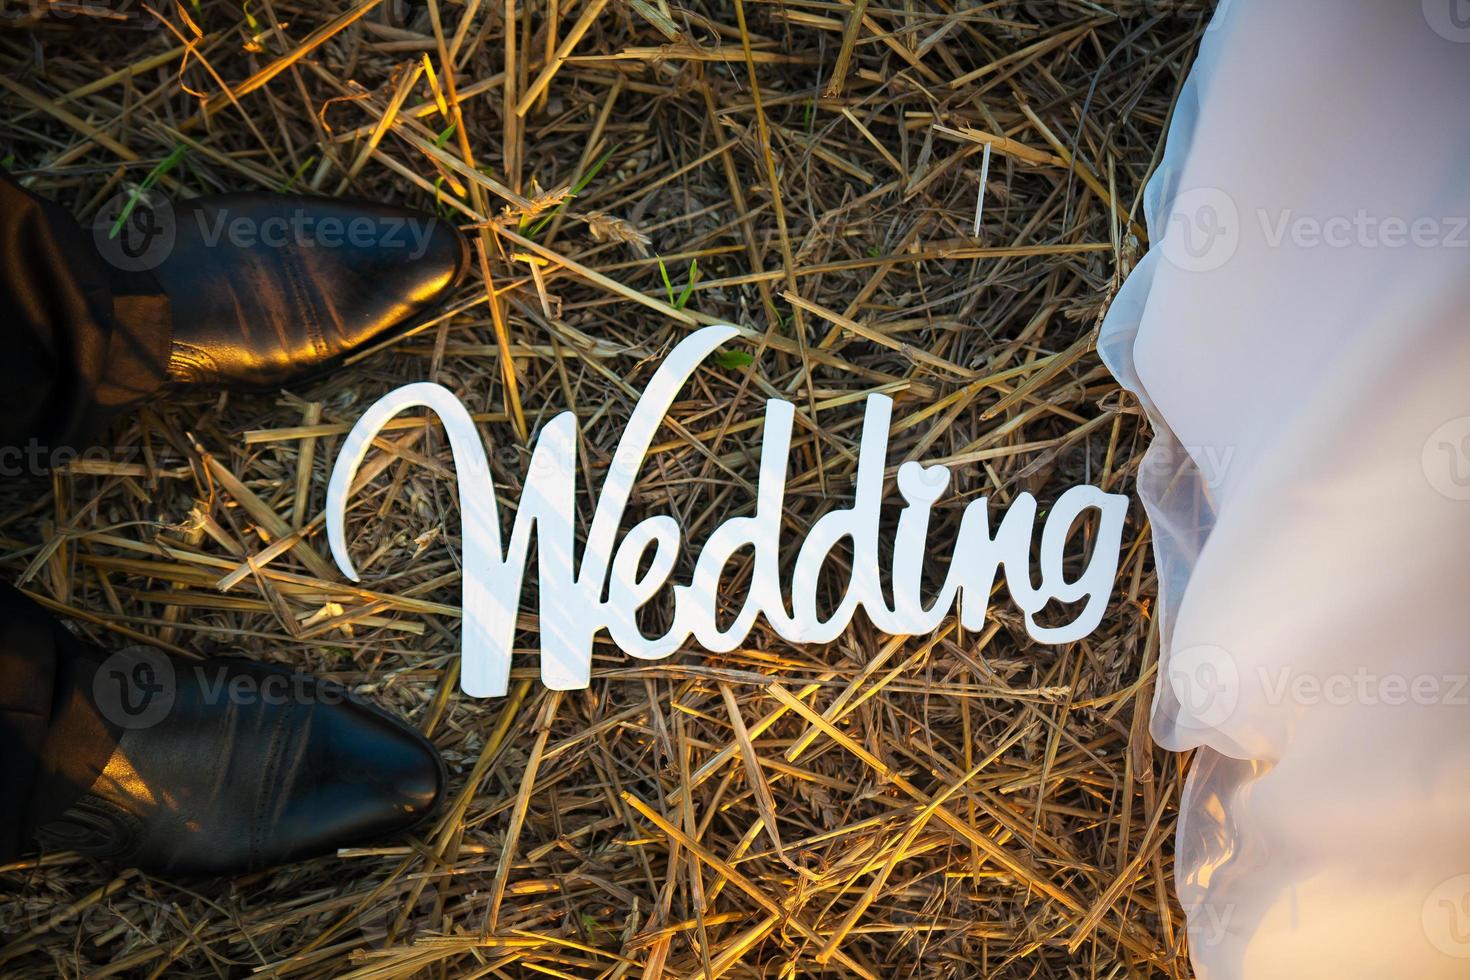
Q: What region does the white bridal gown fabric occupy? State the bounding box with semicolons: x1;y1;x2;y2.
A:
1098;0;1470;976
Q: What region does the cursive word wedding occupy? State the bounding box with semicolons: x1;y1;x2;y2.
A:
326;325;1128;697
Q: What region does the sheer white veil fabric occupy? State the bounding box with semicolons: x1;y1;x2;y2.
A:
1098;0;1470;975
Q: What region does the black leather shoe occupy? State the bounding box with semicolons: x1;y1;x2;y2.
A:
128;193;468;388
32;649;445;876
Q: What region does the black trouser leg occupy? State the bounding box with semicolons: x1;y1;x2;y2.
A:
0;171;171;448
0;587;57;862
0;586;118;862
0;173;172;861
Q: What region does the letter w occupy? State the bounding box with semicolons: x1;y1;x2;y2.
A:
326;383;577;697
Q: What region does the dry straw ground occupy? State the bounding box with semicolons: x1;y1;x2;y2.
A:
0;0;1209;975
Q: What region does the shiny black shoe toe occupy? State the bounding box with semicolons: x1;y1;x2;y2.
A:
150;193;468;388
33;650;444;876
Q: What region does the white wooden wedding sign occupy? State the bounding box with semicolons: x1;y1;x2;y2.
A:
326;325;1128;697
